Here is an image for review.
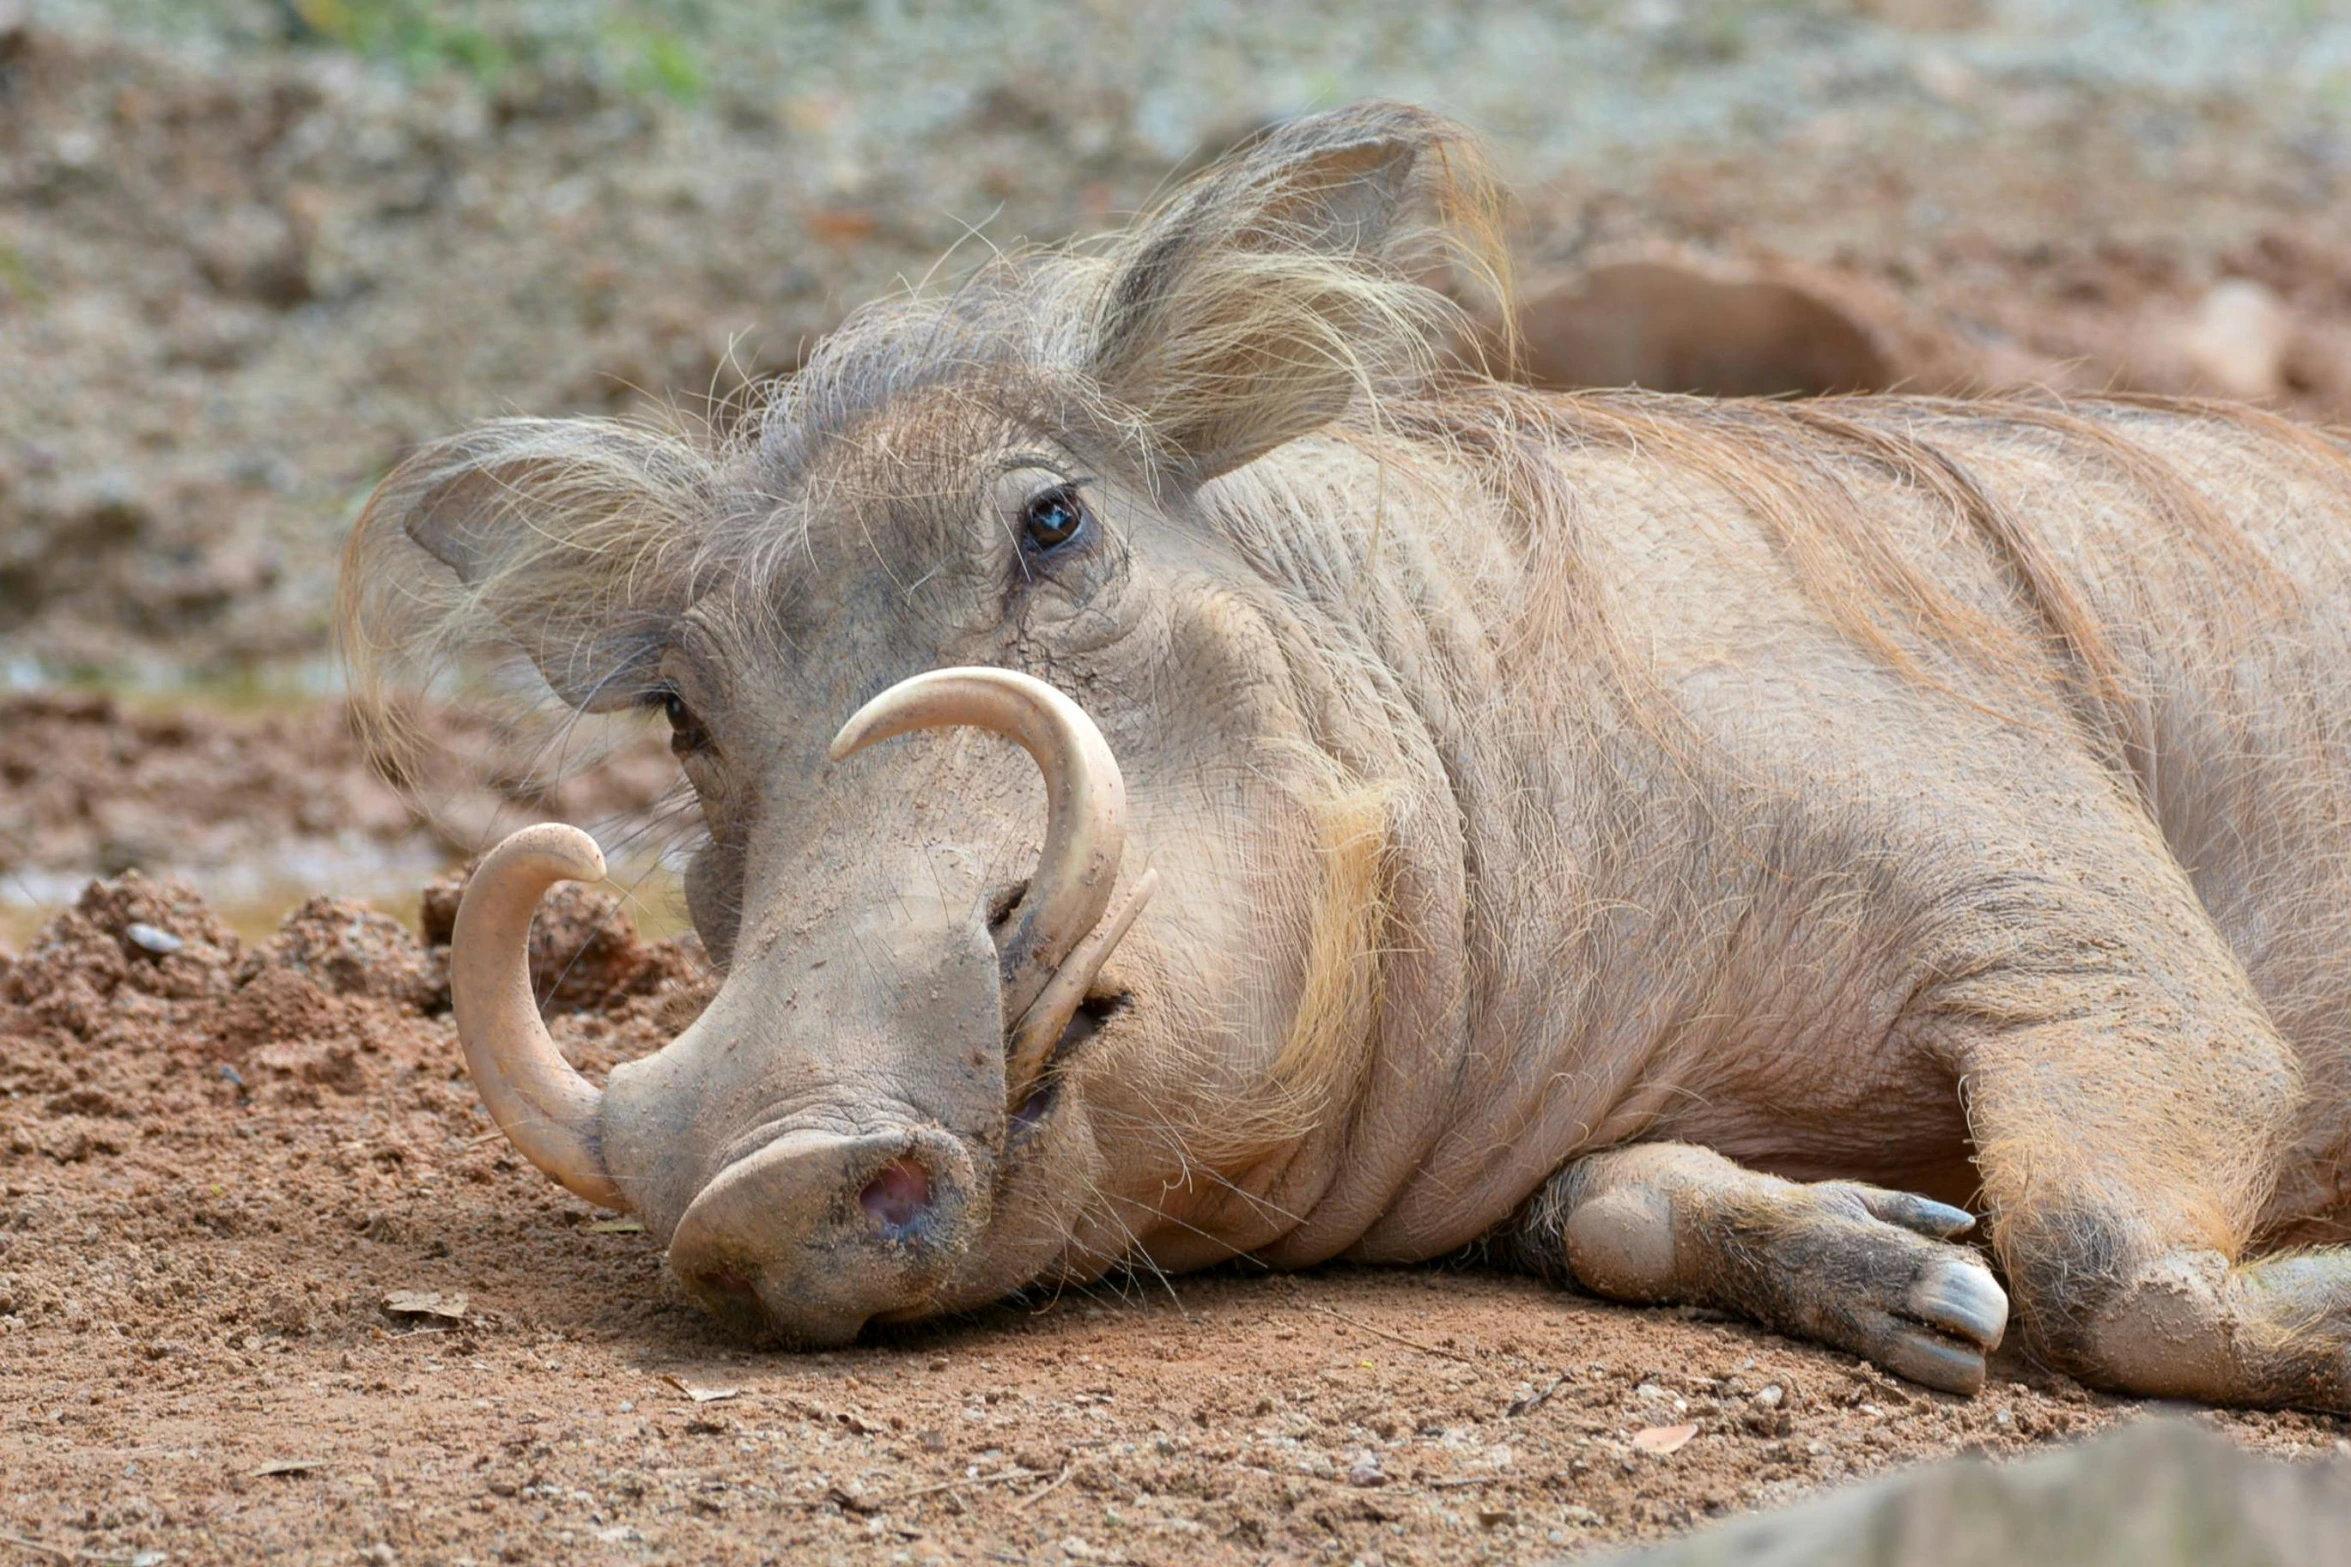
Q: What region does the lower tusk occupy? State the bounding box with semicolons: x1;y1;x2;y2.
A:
449;823;628;1210
1005;867;1159;1101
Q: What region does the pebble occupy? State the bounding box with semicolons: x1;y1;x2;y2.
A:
124;922;184;955
1753;1385;1785;1409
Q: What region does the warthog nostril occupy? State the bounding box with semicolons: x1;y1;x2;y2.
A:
858;1158;934;1232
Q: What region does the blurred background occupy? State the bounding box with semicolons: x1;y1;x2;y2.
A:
3;0;2349;939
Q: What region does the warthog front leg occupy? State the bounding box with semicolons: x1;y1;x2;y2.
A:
2030;1247;2351;1408
1909;840;2351;1410
1506;1142;2009;1394
1956;1008;2351;1409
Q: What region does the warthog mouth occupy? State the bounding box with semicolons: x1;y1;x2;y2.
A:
1010;988;1132;1134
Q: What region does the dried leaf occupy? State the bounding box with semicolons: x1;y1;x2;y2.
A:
586;1218;644;1233
660;1373;740;1404
252;1458;324;1477
1631;1422;1698;1454
382;1289;468;1320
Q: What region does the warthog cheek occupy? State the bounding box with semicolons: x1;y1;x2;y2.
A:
859;1158;934;1233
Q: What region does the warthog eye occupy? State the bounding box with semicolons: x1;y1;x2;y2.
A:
1020;482;1091;551
656;689;708;756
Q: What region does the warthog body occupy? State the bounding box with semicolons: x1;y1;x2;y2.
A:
345;105;2351;1407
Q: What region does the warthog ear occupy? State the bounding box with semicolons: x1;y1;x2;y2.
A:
344;418;711;713
1088;102;1497;484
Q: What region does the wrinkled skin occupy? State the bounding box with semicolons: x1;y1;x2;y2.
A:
347;104;2351;1408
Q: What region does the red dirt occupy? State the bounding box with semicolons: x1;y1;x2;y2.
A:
4;869;2347;1566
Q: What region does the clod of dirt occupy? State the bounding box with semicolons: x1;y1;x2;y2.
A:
3;871;245;1036
256;896;445;1011
417;861;709;1013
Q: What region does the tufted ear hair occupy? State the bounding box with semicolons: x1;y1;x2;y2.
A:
340;417;714;716
1087;102;1505;486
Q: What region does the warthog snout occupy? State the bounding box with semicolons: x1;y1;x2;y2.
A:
666;1126;979;1344
446;668;1155;1344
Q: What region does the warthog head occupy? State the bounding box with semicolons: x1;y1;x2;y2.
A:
342;103;1504;1343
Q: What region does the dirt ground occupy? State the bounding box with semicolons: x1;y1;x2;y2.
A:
11;2;2351;1563
0;689;678;946
5;866;2348;1567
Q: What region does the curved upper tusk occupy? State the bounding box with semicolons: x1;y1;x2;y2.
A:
830;667;1127;1022
449;823;628;1210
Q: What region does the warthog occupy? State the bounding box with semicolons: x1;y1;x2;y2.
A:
343;104;2351;1408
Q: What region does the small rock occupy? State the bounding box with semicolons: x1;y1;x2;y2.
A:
124;922;183;955
1754;1384;1785;1408
1347;1452;1387;1488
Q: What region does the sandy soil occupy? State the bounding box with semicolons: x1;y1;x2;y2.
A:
2;864;2348;1567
